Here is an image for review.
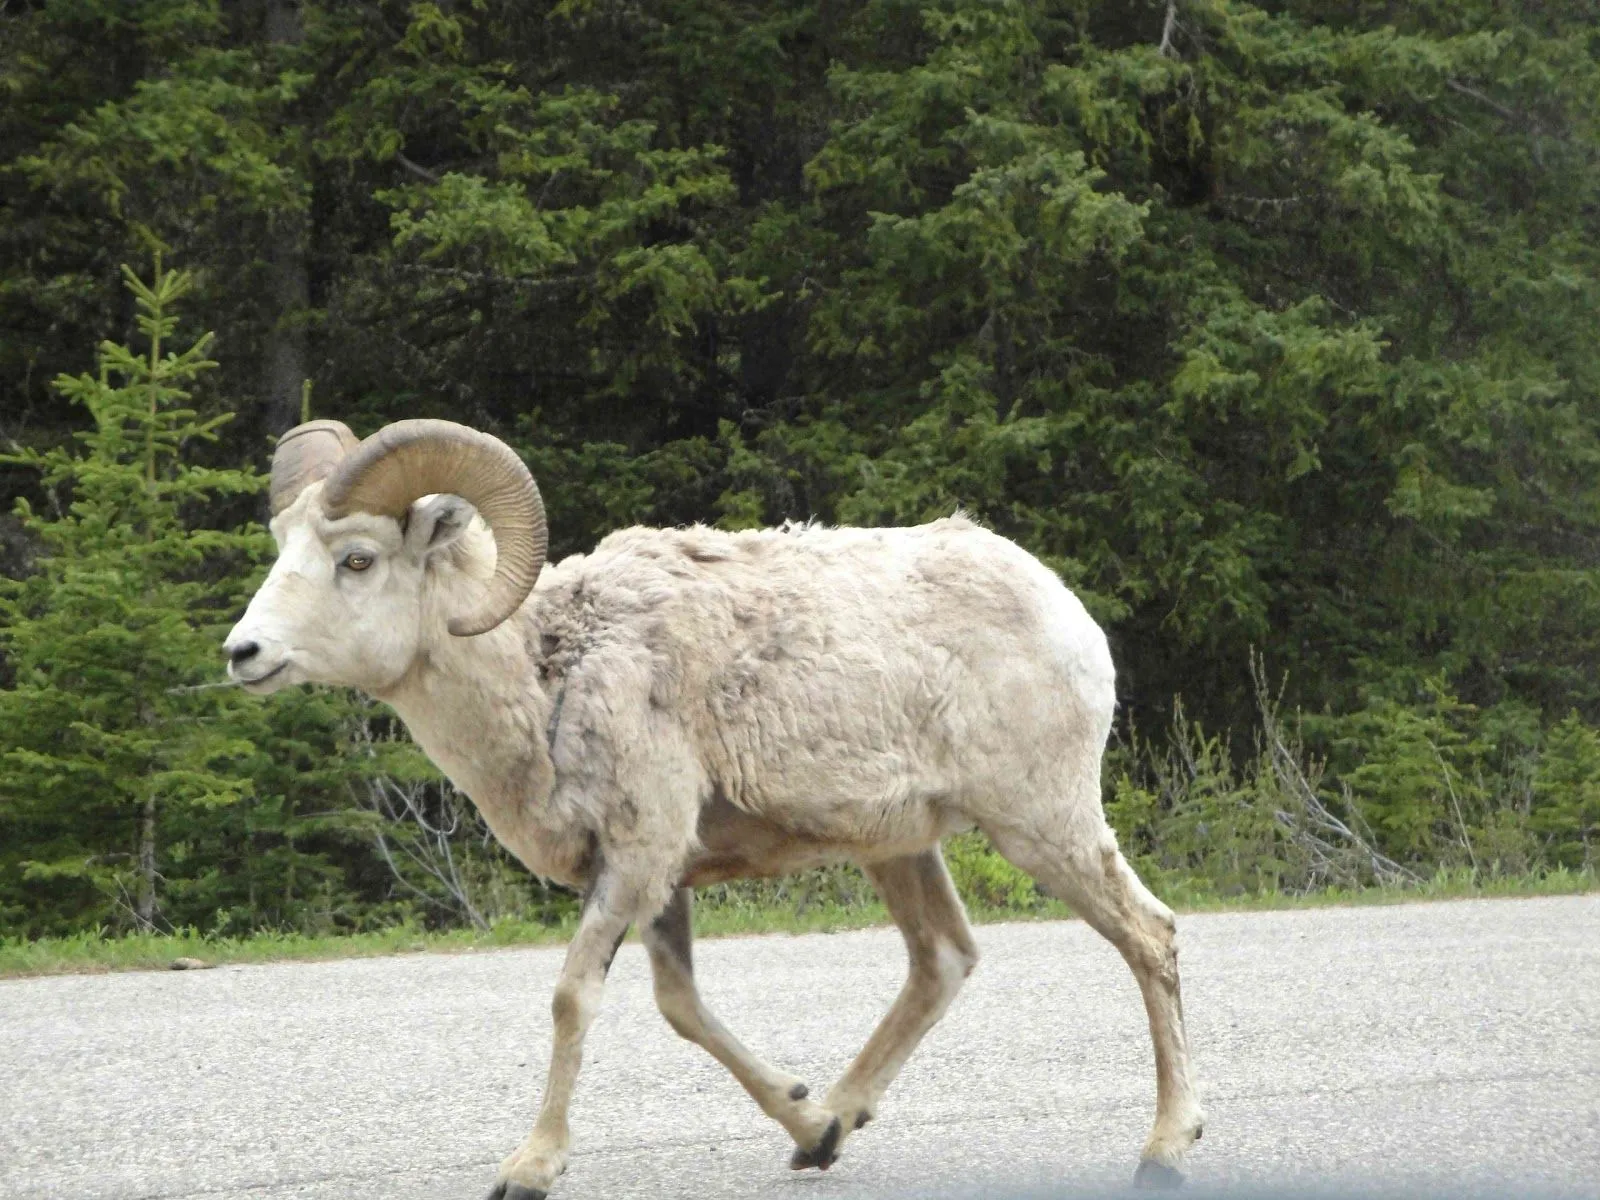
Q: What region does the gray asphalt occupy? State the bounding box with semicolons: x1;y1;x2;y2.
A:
3;896;1597;1200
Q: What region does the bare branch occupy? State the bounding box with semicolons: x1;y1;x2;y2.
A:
1445;79;1518;123
166;679;243;694
1159;1;1180;58
534;169;565;211
1249;651;1420;890
349;715;494;931
1432;741;1479;873
395;152;442;185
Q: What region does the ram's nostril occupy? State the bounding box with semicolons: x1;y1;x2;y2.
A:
228;640;260;666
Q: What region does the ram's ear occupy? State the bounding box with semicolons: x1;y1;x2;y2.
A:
404;494;476;559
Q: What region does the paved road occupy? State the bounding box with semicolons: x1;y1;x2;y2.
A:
3;896;1597;1200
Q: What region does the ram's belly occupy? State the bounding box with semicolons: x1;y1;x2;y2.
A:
680;785;971;886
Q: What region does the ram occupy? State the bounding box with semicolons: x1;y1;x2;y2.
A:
225;418;1204;1199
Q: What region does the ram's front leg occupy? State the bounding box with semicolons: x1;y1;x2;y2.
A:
486;877;636;1200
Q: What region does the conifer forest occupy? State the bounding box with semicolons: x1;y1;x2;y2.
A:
1;0;1597;942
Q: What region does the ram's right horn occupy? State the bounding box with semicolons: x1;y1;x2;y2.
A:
269;420;360;516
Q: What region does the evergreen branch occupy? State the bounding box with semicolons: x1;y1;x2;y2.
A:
398;264;591;292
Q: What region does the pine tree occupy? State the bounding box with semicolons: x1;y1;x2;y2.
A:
1533;715;1600;870
0;258;264;935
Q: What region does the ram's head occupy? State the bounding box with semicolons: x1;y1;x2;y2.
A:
224;419;546;694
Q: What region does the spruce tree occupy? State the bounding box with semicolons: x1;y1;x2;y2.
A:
0;259;263;935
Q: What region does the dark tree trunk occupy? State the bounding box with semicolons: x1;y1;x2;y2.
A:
136;791;157;929
263;0;309;436
264;238;310;435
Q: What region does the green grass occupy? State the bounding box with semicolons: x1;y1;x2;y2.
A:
1118;863;1600;914
2;865;1592;980
0;916;577;979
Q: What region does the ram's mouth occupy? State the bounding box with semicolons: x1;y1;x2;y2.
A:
235;660;290;691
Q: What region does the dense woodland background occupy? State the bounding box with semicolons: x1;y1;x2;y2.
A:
1;0;1597;941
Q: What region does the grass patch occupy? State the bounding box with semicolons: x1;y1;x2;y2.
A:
2;865;1592;980
0;917;576;979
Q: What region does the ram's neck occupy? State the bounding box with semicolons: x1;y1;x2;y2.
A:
379;609;581;886
381;525;545;793
382;616;529;777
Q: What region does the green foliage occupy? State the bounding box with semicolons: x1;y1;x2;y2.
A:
1532;714;1600;869
943;831;1047;912
0;261;399;939
0;260;262;934
2;0;1599;941
1331;682;1484;861
1105;660;1600;896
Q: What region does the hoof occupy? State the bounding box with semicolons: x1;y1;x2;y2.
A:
789;1116;842;1172
1133;1159;1185;1190
484;1186;547;1200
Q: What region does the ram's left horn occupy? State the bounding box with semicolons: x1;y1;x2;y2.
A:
321;419;547;637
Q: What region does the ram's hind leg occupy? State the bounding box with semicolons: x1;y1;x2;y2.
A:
986;814;1204;1188
642;887;837;1150
790;847;979;1171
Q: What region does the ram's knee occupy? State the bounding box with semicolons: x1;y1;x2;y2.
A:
1126;910;1182;991
551;976;603;1034
652;982;704;1042
942;935;979;983
909;936;978;995
1143;891;1177;939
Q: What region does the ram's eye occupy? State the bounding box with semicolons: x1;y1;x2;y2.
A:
343;552;374;572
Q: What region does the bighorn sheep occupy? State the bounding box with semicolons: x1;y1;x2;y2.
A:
224;419;1204;1199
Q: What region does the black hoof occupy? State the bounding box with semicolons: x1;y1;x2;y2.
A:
485;1184;547;1200
1133;1159;1185;1190
788;1082;810;1101
789;1116;842;1171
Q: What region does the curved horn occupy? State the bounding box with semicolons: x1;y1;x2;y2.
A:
271;420;359;515
321;419;547;637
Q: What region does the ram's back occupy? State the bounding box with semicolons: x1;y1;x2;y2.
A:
532;517;1115;863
